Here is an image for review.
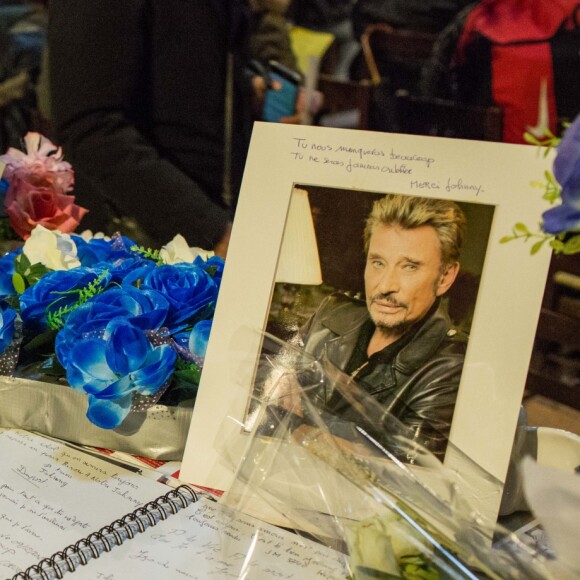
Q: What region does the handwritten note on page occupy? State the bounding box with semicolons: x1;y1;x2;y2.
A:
0;428;173;577
70;497;347;579
0;429;347;578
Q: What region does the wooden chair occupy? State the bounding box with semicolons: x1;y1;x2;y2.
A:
345;24;440;133
525;254;580;410
315;74;373;130
352;23;438;92
394;89;504;142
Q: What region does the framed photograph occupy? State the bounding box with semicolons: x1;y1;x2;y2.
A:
244;187;493;436
181;123;553;523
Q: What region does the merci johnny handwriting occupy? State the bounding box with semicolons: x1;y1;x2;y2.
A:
290;137;484;195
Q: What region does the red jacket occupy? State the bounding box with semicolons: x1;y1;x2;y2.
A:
455;0;580;143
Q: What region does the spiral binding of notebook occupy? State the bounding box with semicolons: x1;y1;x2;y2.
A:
11;484;199;580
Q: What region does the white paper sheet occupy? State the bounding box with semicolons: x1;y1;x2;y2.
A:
522;457;580;578
0;429;346;579
70;497;347;579
0;428;172;577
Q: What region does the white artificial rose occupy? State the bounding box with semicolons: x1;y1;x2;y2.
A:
345;516;400;576
389;519;429;560
79;229;110;242
159;234;214;265
345;513;431;578
22;225;81;270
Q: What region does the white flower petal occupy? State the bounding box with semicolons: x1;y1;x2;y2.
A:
160;234;196;264
23;225;81;270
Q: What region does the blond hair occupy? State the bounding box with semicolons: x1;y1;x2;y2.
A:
364;194;466;266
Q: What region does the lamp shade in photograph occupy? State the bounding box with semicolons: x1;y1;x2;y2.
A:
275;187;322;285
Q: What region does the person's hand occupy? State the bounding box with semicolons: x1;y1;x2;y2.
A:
213;221;232;258
279;86;305;125
251;74;292;119
250;74;304;125
278;87;323;125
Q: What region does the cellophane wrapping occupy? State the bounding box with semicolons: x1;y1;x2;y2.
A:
218;334;560;579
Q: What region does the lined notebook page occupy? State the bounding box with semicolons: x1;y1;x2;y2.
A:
0;429;347;579
0;429;174;577
70;497;347;579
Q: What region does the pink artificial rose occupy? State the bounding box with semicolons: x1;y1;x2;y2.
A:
4;171;88;239
0;132;87;239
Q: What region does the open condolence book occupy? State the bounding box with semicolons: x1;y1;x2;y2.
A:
0;429;346;579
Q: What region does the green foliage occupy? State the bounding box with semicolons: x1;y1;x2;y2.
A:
12;272;25;294
501;222;580;256
560;233;580;254
174;357;202;381
499;223;554;254
400;556;440;580
527;170;561;205
3;295;19;310
13;328;65;380
540;170;561;203
351;568;399;579
502;130;580;255
158;358;202;406
46;270;110;330
13;253;51;292
130;244;165;265
523;129;561;153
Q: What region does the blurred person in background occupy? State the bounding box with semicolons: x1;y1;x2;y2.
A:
0;0;47;151
289;0;359;80
48;0;299;255
419;0;580;143
351;0;476;37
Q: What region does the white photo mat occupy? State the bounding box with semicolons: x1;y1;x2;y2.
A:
181;122;553;521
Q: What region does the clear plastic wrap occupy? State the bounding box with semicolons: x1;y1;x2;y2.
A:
219;333;559;579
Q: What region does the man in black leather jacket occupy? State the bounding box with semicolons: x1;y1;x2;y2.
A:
284;194;468;459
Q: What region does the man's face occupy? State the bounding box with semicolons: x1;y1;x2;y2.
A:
364;224;458;333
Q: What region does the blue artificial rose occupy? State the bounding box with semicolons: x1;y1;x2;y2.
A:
55;285;169;368
20;266;112;333
72;235;156;283
65;319;176;428
0;250;19;299
553;115;580;195
542;202;580;234
123;263;218;331
188;319;213;359
545;115;580;234
173;318;213;363
120;261;157;287
194;255;225;286
0;301;17;353
72;234;138;267
92;256;154;285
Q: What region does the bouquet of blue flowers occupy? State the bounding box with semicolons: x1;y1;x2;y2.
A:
0;224;223;434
